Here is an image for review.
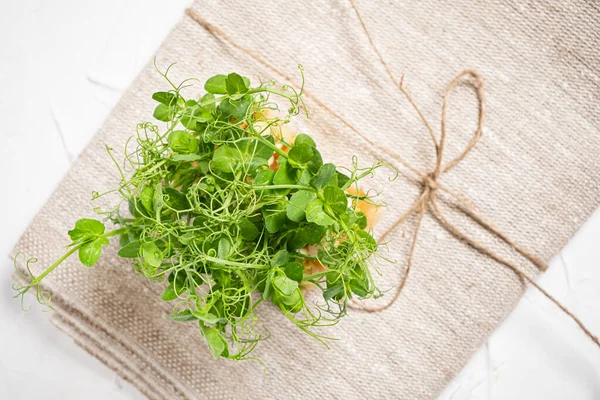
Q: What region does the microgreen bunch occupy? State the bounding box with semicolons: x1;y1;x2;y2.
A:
14;64;388;361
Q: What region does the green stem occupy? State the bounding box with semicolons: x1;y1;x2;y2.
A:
255;134;288;158
32;227;127;284
251;184;315;191
346;194;369;200
34;244;82;283
248;87;297;101
294;253;318;260
302;271;329;281
105;227;128;237
198;87;297;109
341;169;375;191
204;255;268;269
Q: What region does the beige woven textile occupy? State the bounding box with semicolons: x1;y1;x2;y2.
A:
12;0;600;398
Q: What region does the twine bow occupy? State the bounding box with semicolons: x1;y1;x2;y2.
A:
349;67;569;319
184;6;600;348
353;69;553;313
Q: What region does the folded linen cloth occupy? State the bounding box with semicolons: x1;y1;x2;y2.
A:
12;0;600;398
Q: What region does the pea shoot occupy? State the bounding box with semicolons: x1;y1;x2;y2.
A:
14;64;389;361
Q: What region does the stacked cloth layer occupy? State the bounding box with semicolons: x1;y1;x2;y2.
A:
12;0;600;398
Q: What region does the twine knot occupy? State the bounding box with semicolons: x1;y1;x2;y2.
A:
422;172;440;193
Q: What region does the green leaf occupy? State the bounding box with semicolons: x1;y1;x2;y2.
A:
311;163;337;189
165;187;189;211
272;275;299;296
199;161;209;176
306;198;335;226
141;242;163;268
307;148;323;173
323;186;348;214
68;218;105;241
286;190;317;222
336;171;350;189
181;101;211;131
240;137;274;160
119;231;132;247
356;230;377;253
245;157;269;177
200;324;228;359
166;309;197;322
204;74;228;94
319;250;337;265
153;104;174;122
225;72;249;95
254;169;274;185
212;146;241;173
283;262;304;283
153;183;164;213
185;99;197;107
288;143;315;168
190;310;225;325
171;154;205;162
263;270;274;300
294;133;316;147
152;91;177;106
239;139;271;176
78;236;109;267
262;201;287;233
273;159;299;188
117;241;141;258
272;288;302;312
168;130;198;154
323;284;344;301
162;282;178;301
348;263;370;297
218;96;251;120
270;249;289;268
350;281;369;297
200;93;216;109
350;277;370;297
140;186;154;212
217;237;231;260
287;233;307;251
178;232;195;245
238;218;260;241
169;271;187;294
298;168;312;186
242;76;251;88
287;223;326;250
356;210;368;229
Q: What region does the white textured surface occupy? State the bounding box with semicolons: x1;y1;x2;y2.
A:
0;1;598;399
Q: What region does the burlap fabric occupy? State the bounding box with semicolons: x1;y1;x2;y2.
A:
12;1;600;398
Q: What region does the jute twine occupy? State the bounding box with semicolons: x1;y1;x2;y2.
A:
184;6;600;349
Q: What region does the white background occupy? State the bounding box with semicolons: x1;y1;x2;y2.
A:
0;1;599;399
